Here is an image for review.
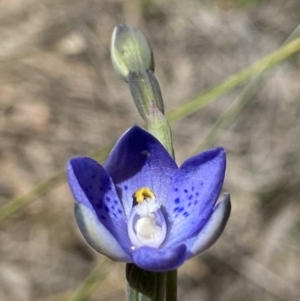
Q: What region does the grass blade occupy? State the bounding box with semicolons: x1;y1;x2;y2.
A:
193;24;300;152
167;37;300;123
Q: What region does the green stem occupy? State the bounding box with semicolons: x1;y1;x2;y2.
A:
126;264;166;301
156;273;166;301
127;285;152;301
165;270;177;301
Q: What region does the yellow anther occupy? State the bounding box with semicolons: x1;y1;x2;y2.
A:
133;187;155;204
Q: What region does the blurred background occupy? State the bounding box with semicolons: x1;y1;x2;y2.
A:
0;0;300;300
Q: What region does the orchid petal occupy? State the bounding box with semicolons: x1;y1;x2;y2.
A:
67;157;131;253
133;244;187;272
105;126;177;217
185;193;231;259
163;148;226;247
75;202;132;262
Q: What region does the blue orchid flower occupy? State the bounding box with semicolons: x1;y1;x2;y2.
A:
67;126;231;272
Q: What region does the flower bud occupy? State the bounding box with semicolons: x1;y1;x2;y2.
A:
126;263;161;299
111;24;154;80
128;70;164;120
146;103;174;158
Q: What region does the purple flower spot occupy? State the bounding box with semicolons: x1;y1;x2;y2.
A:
178;207;184;213
188;194;193;200
104;206;109;213
174;187;178;192
194;200;198;205
111;206;115;210
183;212;189;217
100;215;106;220
118;209;122;214
188;202;192;207
113;213;117;218
196;192;199;197
106;197;111;202
114;200;118;205
174;198;180;204
184;189;188;193
173;207;179;213
124;185;128;190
